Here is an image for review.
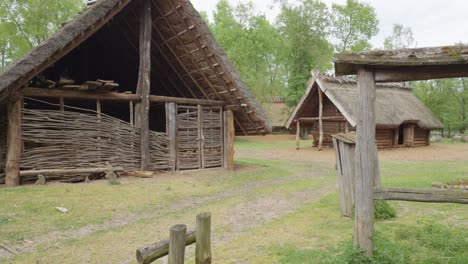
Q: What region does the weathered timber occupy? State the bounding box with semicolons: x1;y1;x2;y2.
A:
354;67;377;256
168;224;187;264
298;116;346;122
403;124;415;147
196;213;212;264
20;166;124;177
318;88;324;151
296;121;300;150
136;231;196;264
333;137;355;217
5;99;22;187
167;102;177;172
198;105;204;169
135;0;152;171
374;188;468;204
23;88;226;105
223;110;235;170
374;64;468;82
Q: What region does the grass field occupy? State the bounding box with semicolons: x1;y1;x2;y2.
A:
0;136;467;263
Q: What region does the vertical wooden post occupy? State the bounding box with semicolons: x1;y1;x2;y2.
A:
296;121;300;150
318;88;324;151
334;138;356;217
168;224;187;264
223;110;234;170
59;97;65;112
393;128;399;148
130;101;134;126
196;213;212;264
198;105;204;169
354;67;377;256
167;102;177;172
135;0;152;171
5;99;22;187
403;124;415;147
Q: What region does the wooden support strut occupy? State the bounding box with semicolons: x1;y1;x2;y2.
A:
223;110;235;170
135;0;152;171
5;99;22;187
354;67;377;256
318;88;324;151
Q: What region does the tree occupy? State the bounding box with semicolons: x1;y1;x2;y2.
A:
0;0;84;69
331;0;379;52
383;24;415;50
276;0;333;106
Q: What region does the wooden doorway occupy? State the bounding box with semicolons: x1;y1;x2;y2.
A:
175;105;224;170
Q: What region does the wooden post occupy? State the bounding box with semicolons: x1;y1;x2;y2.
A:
223;110;234;170
354;67;377;256
296;121;300;150
318;88;324;151
5;99;22;187
196;213;212;264
130;101;134;126
168;224;187;264
198;105;204;169
166;103;177;172
136;231;196;264
333;138;356;217
403;124;415;147
59;97;65;112
135;0;152;171
393;128;399;148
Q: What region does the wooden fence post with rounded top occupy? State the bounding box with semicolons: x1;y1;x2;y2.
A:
168;224;187;264
196;212;212;264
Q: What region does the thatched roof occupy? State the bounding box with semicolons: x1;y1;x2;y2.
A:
285;74;444;130
263;97;290;128
0;0;270;135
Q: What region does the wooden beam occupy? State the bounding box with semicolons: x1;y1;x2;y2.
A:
374;187;468;204
59;97;64;112
166;103;177;172
374;64;468;82
136;231;196;264
223;110;235;170
5;99;22;187
298;116;346;122
20;166;124;177
318;88;324;151
135;0;152;171
296;121;300;150
354;67;377;256
22;88;226;106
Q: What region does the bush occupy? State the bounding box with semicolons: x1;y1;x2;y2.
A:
108;180;121;186
352;201;397;221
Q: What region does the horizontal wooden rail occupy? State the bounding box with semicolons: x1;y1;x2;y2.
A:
23;87;226;106
136;231;196;264
20;167;124;177
297;116;346;122
374;187;468;204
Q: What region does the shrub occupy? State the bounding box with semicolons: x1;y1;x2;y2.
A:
351;201;397;221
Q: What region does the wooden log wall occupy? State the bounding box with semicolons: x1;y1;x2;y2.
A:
14;108;171;179
414;127;430;147
376;129;393;148
0;108;6;178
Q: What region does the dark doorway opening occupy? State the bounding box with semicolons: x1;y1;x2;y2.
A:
398;126;404;145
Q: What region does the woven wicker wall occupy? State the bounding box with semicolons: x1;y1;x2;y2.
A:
21;109;171;172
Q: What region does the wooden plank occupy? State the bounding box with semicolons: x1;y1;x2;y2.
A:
374;188;468;204
318;88;324;151
167;103;177;172
403;124;415;147
23;87;226;105
135;0;152;171
340;140;356;217
224;110;235;170
333;138;347;216
198;105;204;169
196;212;212;264
5;99;22;187
136;231;196;264
354;67;377;256
168;224;187;264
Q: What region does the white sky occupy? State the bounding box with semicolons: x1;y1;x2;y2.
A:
191;0;468;49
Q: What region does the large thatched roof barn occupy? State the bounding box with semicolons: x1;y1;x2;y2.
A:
285;73;443;149
0;0;270;186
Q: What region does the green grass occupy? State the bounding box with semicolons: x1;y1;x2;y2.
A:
235;137;293;150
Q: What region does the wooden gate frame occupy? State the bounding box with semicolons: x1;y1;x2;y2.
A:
333;46;468;256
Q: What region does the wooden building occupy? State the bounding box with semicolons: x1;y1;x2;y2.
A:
263;96;291;134
285;73;443;149
0;0;270;186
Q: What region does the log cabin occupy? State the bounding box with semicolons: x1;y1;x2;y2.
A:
0;0;271;186
285;73;443;149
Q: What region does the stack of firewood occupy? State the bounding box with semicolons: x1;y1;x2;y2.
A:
32;77;119;92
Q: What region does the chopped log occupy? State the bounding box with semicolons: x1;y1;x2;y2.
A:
136;231;196;264
374;187;468;204
83;81;102;90
168;224;187;264
60;85;82;90
196;213;212;264
78;85;89;91
104;171;118;180
57;79;75;86
101;82;119;91
5;99;22;187
20;167;124;177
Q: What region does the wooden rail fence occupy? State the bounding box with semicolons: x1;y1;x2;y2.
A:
136;212;212;264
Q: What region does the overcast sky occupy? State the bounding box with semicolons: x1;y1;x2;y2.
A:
191;0;468;49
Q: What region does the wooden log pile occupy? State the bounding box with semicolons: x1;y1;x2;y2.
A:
31;77;120;92
0;108;172;184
